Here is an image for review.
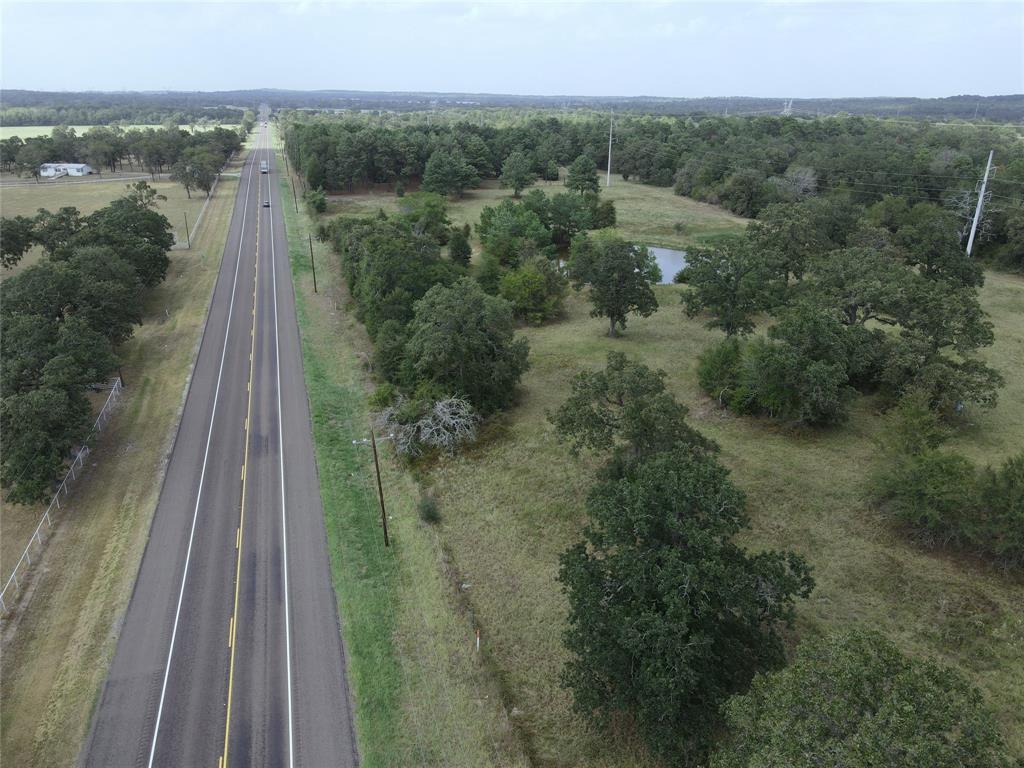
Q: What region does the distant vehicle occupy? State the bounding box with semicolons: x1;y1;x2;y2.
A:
260;160;268;173
263;200;270;208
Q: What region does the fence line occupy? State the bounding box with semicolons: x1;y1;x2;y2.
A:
0;377;123;615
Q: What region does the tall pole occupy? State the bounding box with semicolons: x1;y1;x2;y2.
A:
606;110;613;188
966;150;994;257
183;211;191;249
369;425;390;548
308;233;318;293
291;174;299;214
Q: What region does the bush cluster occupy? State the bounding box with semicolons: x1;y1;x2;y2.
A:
874;394;1024;567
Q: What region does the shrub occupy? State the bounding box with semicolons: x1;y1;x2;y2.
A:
417;494;441;524
368;383;397;410
304;187;327;214
498;256;567;325
712;630;1010;768
448;227;472;267
879;450;978;547
733;338;852;425
976;453;1024;568
696;337;743;404
874;395;1024;566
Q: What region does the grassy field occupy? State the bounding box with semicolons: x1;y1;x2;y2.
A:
0;140;244;767
0;124;240;140
323;174;747;251
276;140;528;766
1;177;207;250
426;274;1024;765
296;169;1022;765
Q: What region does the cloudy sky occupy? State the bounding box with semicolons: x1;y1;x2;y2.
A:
2;1;1021;97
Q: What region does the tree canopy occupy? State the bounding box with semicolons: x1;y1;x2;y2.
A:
560;447;814;763
405;277;531;414
567;231;660;336
712;630;1011;768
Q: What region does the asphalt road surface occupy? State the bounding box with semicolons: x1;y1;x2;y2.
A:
82;122;358;768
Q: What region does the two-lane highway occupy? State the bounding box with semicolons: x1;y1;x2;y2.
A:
83;120;357;768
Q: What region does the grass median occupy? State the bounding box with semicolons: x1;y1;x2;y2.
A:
0;148;244;766
275;138;528;767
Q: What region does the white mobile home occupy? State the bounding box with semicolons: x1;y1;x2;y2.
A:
39;162;95;178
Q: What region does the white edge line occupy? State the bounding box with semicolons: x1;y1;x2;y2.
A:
266;125;297;768
146;129;262;768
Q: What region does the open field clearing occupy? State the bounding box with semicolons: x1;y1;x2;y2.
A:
424;273;1024;765
278;136;529;766
0;143;243;768
0;124;239;140
0;177;206;244
324;174;747;251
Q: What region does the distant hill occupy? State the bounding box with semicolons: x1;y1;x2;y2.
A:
2;89;1022;123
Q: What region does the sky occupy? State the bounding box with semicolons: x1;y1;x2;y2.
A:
1;0;1021;98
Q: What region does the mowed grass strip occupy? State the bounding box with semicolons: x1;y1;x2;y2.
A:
0;148;244;767
429;274;1024;766
275;138;528;767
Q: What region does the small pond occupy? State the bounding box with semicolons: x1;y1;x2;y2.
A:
648;246;688;284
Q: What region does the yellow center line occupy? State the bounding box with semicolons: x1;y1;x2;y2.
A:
222;131;264;767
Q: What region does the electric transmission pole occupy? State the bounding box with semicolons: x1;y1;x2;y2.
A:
966;150;994;257
606;110;613;188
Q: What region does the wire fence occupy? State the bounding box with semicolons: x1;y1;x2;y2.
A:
0;377;123;615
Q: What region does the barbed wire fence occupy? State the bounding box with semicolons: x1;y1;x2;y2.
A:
0;376;123;615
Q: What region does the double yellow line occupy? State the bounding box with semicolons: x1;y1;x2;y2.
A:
219;133;263;768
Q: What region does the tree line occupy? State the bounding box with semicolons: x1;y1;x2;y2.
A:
1;183;174;502
281;112;1022;262
1;123;246;197
0;103;245;127
319;194;531;456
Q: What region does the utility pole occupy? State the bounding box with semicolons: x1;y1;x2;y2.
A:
606;110;613;188
308;233;318;293
183;211;191;249
291;174;299;213
369;426;390;547
353;428;393;547
966;150;994;257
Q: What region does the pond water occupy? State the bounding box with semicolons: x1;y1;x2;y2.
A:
648;246;688;284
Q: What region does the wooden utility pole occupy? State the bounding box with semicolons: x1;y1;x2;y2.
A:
308;233;318;293
369;425;390;547
291;174;299;213
183;211;191;249
966;150;994;257
606;110;613;188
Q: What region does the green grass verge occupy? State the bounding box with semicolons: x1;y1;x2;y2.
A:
274;136;528;767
